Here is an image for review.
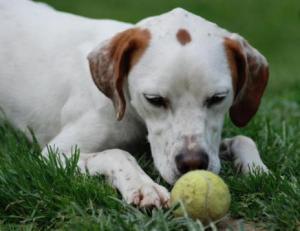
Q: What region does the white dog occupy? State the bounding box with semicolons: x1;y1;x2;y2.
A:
0;0;269;208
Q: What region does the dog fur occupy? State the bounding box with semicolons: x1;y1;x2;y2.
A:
0;0;269;207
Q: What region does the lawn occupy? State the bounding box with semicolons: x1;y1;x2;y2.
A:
1;0;300;230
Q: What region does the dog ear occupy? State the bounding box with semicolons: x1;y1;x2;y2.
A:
87;28;151;120
224;34;269;127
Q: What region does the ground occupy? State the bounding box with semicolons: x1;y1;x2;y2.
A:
0;0;299;230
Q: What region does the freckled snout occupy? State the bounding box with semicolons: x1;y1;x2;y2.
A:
175;149;209;174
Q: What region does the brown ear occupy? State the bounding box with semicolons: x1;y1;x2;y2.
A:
224;34;269;127
87;28;151;120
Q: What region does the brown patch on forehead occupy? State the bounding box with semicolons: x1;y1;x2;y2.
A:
176;28;191;46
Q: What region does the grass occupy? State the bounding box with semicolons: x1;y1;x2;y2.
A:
1;0;300;230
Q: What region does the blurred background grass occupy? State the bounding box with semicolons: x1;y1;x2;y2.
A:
36;0;300;101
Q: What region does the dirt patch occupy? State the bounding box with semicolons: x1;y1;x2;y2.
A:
217;217;266;231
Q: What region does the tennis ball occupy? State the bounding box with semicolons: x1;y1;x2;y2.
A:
171;170;231;222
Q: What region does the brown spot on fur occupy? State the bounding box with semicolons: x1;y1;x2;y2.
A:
176;29;191;45
183;135;198;151
88;28;151;120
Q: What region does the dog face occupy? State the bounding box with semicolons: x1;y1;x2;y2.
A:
88;8;269;184
128;33;234;183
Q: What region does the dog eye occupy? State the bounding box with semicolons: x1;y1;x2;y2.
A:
205;95;226;108
144;94;167;108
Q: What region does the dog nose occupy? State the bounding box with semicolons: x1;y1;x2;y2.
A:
175;149;209;174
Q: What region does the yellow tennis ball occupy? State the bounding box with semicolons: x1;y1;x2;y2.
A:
171;170;231;222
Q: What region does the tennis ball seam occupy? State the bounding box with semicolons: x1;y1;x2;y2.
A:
204;175;211;221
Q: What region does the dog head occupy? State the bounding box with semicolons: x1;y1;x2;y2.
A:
88;8;269;184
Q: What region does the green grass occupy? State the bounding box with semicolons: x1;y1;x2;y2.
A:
1;0;300;230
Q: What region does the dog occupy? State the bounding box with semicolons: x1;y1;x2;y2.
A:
0;0;269;208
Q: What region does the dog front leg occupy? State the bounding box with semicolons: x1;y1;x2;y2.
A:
40;112;169;208
43;145;170;208
220;135;269;174
77;149;170;208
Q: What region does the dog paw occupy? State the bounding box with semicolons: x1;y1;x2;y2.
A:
235;160;269;175
124;182;170;208
221;136;270;175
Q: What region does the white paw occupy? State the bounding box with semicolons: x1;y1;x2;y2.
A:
223;136;270;175
124;182;170;208
235;159;269;174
